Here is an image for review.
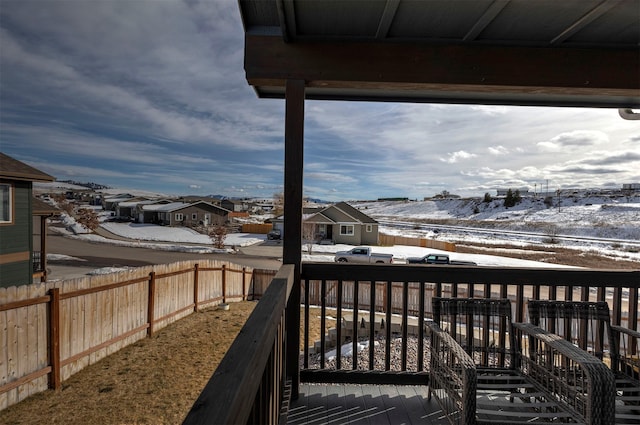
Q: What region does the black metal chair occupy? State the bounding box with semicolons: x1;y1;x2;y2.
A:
528;300;640;424
428;297;615;425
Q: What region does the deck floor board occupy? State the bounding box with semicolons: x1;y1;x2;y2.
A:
287;384;448;425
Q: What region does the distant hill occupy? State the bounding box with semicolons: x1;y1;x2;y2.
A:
58;180;111;190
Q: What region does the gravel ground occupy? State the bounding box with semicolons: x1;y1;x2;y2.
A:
306;335;430;372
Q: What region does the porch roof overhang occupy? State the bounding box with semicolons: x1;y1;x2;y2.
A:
239;0;639;108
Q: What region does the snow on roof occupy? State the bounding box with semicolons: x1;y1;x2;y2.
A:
118;199;156;207
142;202;190;212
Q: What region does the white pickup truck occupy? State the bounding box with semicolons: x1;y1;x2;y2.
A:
334;247;394;264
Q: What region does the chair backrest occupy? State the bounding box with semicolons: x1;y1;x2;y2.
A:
527;300;617;366
432;298;515;369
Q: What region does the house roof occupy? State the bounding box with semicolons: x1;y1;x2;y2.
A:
118;199;156;208
32;198;60;216
303;212;335;224
171;201;230;214
0;152;55;182
142;202;191;212
303;202;378;225
333;202;378;224
239;0;639;108
142;201;230;214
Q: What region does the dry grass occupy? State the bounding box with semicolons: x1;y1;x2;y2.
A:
2;302;257;425
2;302;325;425
456;243;639;269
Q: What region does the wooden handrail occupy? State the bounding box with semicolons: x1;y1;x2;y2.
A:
183;264;295;425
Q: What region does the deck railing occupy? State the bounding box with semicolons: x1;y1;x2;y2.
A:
184;262;638;424
184;264;295;425
299;263;640;385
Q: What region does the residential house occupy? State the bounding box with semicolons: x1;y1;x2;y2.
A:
305;202;379;245
102;193;136;211
272;202;380;245
0;152;55;288
179;196;222;206
220;199;247;212
140;201;229;227
115;198;153;220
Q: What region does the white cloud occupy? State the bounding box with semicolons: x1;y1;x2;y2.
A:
488;145;509;155
537;130;609;152
440;150;477;164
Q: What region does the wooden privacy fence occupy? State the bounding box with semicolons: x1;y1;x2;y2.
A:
378;233;455;252
305;280;432;318
242;223;273;234
0;259;271;411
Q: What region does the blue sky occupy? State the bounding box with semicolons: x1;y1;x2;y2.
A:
1;1;639;201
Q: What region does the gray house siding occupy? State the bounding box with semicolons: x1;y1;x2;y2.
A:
332;221;361;245
0;181;33;287
360;223;378;245
167;203;229;227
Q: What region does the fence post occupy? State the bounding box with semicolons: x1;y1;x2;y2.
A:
48;288;61;390
242;267;247;301
194;264;199;312
148;272;156;337
222;264;227;304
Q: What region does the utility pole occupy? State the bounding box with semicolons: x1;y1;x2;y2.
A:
557;189;561;212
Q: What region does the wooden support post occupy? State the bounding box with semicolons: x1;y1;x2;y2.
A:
193;264;199;312
48;288;61;390
148;272;156;337
40;218;48;282
284;78;305;400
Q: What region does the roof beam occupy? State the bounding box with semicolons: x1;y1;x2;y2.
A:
244;34;640;107
463;0;510;42
551;0;620;45
276;0;296;42
376;0;401;39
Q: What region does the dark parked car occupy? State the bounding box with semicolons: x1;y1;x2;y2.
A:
267;229;281;240
406;253;476;265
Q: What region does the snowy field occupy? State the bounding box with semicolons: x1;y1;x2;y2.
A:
353;195;640;241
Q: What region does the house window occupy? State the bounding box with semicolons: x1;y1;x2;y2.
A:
0;183;12;223
366;224;373;232
175;213;184;221
192;213;198;220
340;225;354;236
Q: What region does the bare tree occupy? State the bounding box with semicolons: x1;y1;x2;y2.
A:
52;193;74;215
75;208;99;232
209;225;228;249
302;221;316;255
273;192;284;216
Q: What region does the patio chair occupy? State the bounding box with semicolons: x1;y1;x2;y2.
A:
428;298;615;425
528;300;640;424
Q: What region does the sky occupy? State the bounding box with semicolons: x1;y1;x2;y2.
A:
1;1;639;202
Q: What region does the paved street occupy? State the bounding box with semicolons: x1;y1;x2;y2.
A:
46;231;282;281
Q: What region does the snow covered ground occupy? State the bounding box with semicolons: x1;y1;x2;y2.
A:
53;221;578;269
49;193;639;272
353;194;640;241
353;195;640;264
